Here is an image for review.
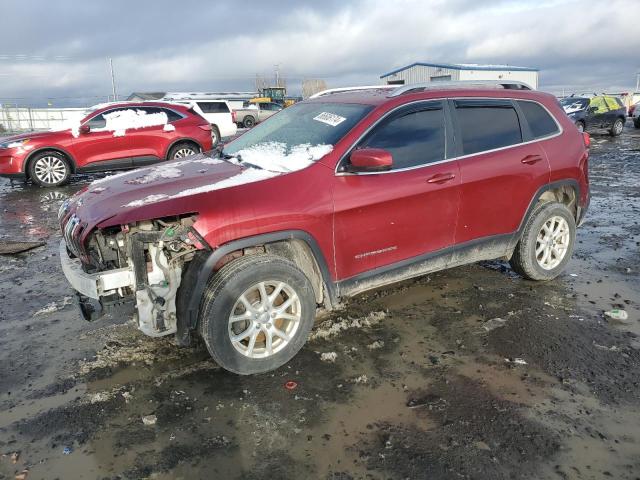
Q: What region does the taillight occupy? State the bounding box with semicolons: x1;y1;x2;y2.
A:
582;132;590;148
231;111;237;123
198;124;212;131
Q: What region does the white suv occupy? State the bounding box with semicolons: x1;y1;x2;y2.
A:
173;100;237;146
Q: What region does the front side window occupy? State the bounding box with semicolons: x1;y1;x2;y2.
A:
455;101;522;155
589;96;609;114
357;103;445;170
517;101;559;139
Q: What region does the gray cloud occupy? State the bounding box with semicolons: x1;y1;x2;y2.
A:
0;0;638;106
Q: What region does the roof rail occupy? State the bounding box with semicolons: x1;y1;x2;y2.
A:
309;85;396;99
387;80;533;97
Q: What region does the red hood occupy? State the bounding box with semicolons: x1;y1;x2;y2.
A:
62;154;253;232
4;130;71;142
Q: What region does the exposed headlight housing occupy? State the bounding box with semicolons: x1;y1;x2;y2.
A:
0;138;30;149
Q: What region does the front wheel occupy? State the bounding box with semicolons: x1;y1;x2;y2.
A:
199;254;316;375
29;151;71;187
610;118;624;136
509;202;576;281
168;142;199;160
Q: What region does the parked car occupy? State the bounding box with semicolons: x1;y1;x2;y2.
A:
234;102;282;128
172;100;237;145
560;95;626;136
59;82;590;375
633;102;640;128
0;101;213;187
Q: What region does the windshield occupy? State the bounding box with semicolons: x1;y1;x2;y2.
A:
560;98;589;113
223;102;373;172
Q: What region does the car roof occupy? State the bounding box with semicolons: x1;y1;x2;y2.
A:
305;85;555;107
89;101;192;114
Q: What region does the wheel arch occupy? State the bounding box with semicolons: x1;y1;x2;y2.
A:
164;137;204;160
510;180;581;253
24;147;77;176
175;230;336;346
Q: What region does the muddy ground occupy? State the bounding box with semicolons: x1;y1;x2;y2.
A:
0;123;639;480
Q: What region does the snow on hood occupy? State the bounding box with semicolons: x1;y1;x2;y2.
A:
229;142;333;173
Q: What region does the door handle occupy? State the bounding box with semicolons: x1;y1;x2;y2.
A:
521;155;543;165
426;172;456;184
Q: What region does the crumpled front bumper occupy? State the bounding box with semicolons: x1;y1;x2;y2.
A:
59;240;136;321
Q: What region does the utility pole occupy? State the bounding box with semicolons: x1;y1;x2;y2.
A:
109;57;118;101
274;64;280;88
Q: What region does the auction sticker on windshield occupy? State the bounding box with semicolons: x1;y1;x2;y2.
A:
313;112;347;127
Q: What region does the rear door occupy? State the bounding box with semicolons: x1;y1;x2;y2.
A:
333;101;461;279
69;107;133;170
452;99;551;245
126;107;183;165
589;96;610;128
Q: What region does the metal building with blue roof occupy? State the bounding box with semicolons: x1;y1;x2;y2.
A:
380;62;539;89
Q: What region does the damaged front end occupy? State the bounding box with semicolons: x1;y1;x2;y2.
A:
59;206;206;337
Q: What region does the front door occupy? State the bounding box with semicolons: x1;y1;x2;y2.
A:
333;101;461;280
70;107;132;170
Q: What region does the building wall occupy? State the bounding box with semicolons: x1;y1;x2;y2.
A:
458;69;538;89
383;65;538;89
382;65;461;85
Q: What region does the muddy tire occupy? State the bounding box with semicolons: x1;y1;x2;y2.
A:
28;150;71;187
610;118;624;136
242;116;256;128
510;202;576;281
168;142;200;160
198;254;316;375
211;125;221;148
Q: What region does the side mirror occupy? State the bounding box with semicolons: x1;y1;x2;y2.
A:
79;124;91;134
348;148;393;172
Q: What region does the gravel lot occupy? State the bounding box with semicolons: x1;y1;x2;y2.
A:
0;123;639;479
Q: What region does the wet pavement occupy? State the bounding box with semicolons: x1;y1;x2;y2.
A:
0;123;639;479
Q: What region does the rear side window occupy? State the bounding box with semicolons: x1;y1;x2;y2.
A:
455;101;522;155
138;107;183;122
359;102;445;170
517;101;559;139
604;97;622;110
197;102;230;113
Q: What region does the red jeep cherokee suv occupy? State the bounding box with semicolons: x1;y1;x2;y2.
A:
58;82;590;375
0;101;213;187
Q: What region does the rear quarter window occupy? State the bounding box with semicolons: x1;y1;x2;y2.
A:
197;102;230;114
455;101;522;155
516;101;559;139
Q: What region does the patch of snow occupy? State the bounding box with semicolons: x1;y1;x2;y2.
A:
33;296;72;316
563;102;586;114
309;311;386;341
352;374;368;384
171;168;279;199
101;109;168;137
142;414;157;426
367;340;385;350
320;352;338;363
163;123;176;132
231;142;333;173
124;165;183;185
123;194;170;208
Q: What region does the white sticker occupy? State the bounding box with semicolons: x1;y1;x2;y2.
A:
313;112;347;127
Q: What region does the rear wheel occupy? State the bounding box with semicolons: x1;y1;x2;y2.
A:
28;151;71;187
168;142;199;160
243;116;256;128
211;125;220;148
199;254;316;375
575;121;585;132
610;118;624;136
510;202;576;281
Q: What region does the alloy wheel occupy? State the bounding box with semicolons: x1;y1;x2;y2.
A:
34;156;67;184
173;147;196;159
535;215;570;270
228;280;302;358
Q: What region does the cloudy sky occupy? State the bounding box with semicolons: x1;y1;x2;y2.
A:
1;0;639;106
